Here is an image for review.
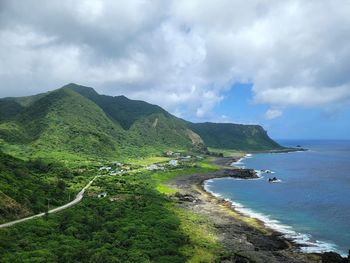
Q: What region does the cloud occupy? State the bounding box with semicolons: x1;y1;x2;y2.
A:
0;0;350;119
265;108;283;120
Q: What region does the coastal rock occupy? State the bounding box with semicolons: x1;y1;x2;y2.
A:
223;169;258;179
321;252;347;263
173;192;199;203
167;157;347;263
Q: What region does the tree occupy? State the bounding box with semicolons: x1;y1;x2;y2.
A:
57;180;66;192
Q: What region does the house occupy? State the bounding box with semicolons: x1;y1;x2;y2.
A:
147;164;165;171
97;192;107;198
147;164;159;171
165;151;174;156
169;160;178;166
99;166;112;171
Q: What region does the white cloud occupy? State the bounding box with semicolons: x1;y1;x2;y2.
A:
265;108;283;120
0;0;350;119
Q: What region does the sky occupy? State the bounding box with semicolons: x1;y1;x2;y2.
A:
0;0;350;139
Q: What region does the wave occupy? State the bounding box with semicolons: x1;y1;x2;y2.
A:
268;179;282;183
231;153;253;168
203;180;343;256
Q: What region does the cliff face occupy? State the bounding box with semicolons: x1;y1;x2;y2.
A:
187;122;283;151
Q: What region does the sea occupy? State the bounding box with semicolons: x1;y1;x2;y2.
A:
204;140;350;256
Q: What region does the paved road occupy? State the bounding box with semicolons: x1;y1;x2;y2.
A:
0;176;99;229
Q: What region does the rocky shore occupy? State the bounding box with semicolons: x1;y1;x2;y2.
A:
167;157;349;263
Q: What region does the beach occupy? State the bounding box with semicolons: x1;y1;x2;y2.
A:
166;157;348;263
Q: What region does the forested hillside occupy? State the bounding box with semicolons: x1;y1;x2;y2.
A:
188;122;283;151
0;83;283;161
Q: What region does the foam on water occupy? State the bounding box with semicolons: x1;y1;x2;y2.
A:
204;179;344;256
231;154;252;168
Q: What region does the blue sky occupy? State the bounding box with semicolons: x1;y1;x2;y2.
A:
210;84;350;140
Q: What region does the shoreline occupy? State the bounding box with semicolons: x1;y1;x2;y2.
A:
252;148;308;153
228;153;347;257
167;156;348;263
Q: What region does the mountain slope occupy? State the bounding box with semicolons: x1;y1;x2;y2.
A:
65;83;168;129
65;84;281;151
64;83;205;152
0;100;23;121
0;83;283;159
0;85;205;159
188;122;283;151
0;151;73;222
1;88;128;158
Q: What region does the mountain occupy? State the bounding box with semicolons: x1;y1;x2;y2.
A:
0;83;283;159
66;84;283;151
0;88;128;158
188;122;283;151
66;84;204;152
66;84;169;130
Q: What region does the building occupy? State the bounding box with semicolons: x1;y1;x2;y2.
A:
99;166;112;171
165;151;174;156
147;164;164;171
169;160;178;166
147;164;159;171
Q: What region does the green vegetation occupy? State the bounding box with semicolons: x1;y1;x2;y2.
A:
188;122;284;151
151;162;219;194
175;208;223;263
0;100;23;121
0;151;94;223
67;83;168;130
207;147;244;158
0;83;286;262
0;162;225;263
0;83;282;162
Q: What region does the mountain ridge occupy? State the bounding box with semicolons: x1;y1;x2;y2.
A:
0;83;284;159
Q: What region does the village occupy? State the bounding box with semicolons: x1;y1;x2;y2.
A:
94;150;204;199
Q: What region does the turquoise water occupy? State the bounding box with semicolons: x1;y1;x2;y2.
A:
204;140;350;256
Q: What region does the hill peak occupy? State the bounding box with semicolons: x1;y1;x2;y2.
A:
61;83;98;96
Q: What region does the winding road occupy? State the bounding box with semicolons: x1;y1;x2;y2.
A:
0;176;99;229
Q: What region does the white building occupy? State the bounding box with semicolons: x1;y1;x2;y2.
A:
169;160;178;166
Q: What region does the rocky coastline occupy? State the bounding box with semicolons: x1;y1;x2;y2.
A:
167;157;348;263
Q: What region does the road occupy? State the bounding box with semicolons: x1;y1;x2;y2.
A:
0;176;99;229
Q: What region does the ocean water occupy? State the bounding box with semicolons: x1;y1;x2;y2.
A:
204;140;350;256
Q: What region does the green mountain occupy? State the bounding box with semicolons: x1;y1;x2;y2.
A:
66;84;204;152
188;122;283;151
1;88;128;158
66;84;169;130
0;83;283;160
66;83;282;152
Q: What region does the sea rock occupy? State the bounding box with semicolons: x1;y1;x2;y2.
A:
223;169;258;179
